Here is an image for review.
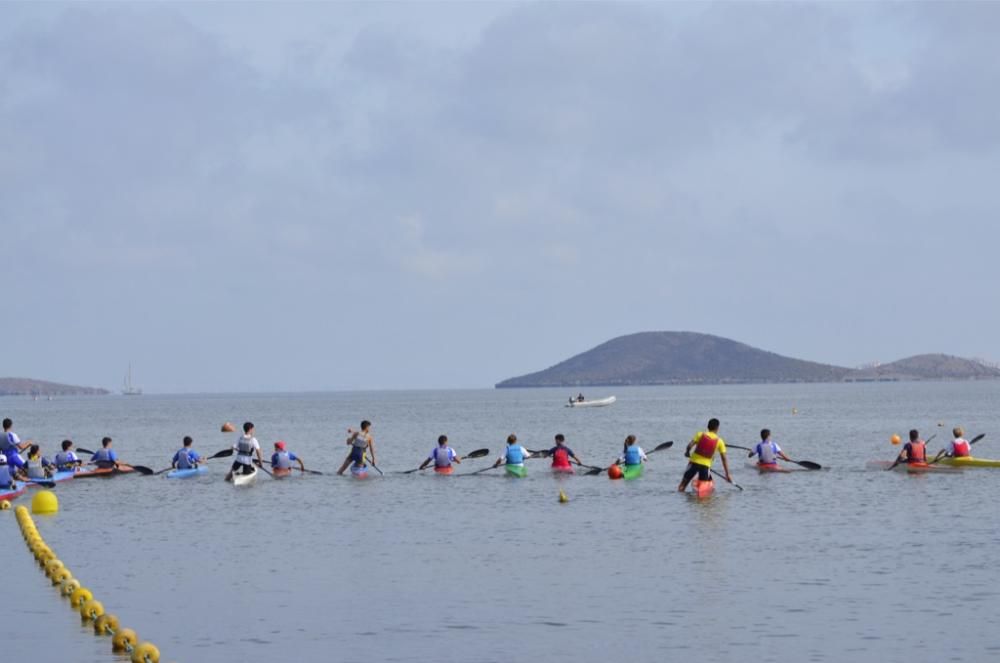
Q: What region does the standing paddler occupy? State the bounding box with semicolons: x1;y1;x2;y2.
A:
225;422;263;482
678;418;732;492
338;420;375;475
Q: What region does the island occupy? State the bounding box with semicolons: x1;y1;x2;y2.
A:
495;332;1000;388
0;378;109;397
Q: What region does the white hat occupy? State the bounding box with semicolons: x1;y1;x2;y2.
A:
0;455;7;464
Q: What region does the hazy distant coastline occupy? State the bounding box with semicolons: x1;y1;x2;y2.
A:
496;332;1000;388
0;378;109;397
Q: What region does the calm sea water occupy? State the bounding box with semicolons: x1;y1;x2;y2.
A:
4;382;1000;663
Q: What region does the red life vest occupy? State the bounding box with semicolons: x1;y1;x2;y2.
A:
952;439;970;457
552;447;571;468
907;441;926;464
694;432;719;459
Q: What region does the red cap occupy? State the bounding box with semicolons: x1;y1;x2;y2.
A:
275;441;286;450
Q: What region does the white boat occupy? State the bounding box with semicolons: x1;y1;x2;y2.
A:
565;395;616;408
122;363;143;396
231;466;258;486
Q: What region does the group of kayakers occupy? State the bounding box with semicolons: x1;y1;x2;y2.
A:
0;418;128;487
891;427;972;467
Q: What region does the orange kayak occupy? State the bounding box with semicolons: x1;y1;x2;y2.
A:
691;478;714;498
74;466;136;479
434;466;454;475
272;467;293;478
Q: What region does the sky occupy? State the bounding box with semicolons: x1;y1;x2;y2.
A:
2;1;999;393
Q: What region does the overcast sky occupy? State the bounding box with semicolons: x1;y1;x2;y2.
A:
2;2;999;393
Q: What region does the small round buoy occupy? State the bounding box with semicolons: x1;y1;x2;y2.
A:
558;489;568;503
132;641;160;663
608;465;623;480
50;567;72;586
69;587;93;608
891;434;901;445
44;558;64;577
80;598;105;622
0;500;10;510
221;422;235;433
31;490;58;515
94;613;120;635
112;628;138;653
792;407;798;415
61;577;81;597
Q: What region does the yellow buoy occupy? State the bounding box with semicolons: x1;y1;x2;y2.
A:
80;598;105;622
60;577;81;597
69;587;93;608
94;613;120;635
15;505;28;517
31;490;58;515
0;500;10;510
44;558;65;577
558;489;568;503
50;568;72;586
112;628;138;653
132;641;160;663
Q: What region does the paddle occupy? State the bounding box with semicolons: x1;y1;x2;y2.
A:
261;459;324;476
886;433;937;471
929;433;986;465
72;448;151;474
27;478;56;488
153;448;234;475
401;448;490;474
710;468;743;491
253;459;273;477
584;440;674;475
786;459;822;470
365;454;384;476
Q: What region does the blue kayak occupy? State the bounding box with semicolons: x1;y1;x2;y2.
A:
27;470;76;486
166;466;207;479
350;464;369;479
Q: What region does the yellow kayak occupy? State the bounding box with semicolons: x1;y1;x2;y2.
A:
935;456;1000;468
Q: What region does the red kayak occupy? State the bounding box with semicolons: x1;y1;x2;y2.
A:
691;478;714;498
551;465;575;475
754;463;791;473
433;466;454;475
0;483;27;501
74;465;137;479
271;467;293;478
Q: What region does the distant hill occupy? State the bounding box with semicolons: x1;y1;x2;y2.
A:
847;354;1000;382
495;332;852;387
0;378;109;396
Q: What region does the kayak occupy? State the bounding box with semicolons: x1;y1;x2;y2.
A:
934;456;1000;468
27;470;77;486
433;466;454;475
866;460;962;474
751;463;791;473
551;465;575;475
74;466;136;479
350;464;369;479
231;466;258;486
166;466;207;479
565;396;616;408
271;467;293;478
621;463;644;480
505;464;527;478
0;483;27;501
691;478;714;498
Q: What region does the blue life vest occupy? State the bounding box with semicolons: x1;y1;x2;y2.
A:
93;448;114;464
272;451;292;469
505;445;525;465
0;464;13;487
624;445;641;466
54;451;77;471
175;449;193;469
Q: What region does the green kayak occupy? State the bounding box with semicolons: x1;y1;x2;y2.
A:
505;464;527;478
622;463;644;480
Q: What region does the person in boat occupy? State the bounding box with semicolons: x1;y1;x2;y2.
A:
53;439;83;472
678;418;732;492
338;420;375;475
614;434;647;469
225;422;263;482
947;427;971;458
0;455;18;489
493;433;533;469
91;437;119;469
171;436;203;471
550;434;583;470
271;441;305;473
747;429;792;467
577;393;585;402
25;444;54;480
895;429;927;466
1;417;30;474
418;435;461;472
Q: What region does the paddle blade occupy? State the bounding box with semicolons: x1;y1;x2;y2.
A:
795;460;822;470
76;448;95;455
130;465;154;476
464;448;489;459
651;441;673;453
971;433;986;444
209;448;234;460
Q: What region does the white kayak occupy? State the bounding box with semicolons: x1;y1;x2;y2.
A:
231;466;258;486
566;396;616;408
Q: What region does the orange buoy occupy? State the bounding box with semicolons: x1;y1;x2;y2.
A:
608;465;623;480
890;434;901;445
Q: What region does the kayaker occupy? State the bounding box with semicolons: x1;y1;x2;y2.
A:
271;441;305;472
614;434;647;468
895;429;927;466
577;393;585;402
25;444;54;479
225;422;263;482
91;437;119;469
0;455;18;489
493;434;533;469
53;439;83;472
171;436;202;470
338;420;375;475
678;418;732;492
550;434;583;469
1;417;30;473
417;435;461;472
948;427;971;458
748;429;791;467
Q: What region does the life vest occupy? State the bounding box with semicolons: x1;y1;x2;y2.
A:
433;447;452;468
26;456;46;479
93;448;114;464
0;464;12;488
273;451;292;469
54;451;77;471
0;432;14;453
756;441;778;465
505;445;525;465
175;449;193;469
952;438;970;458
552;447;571;468
907;441;926;464
236;437;255;458
624;445;641;466
694;432;720;459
